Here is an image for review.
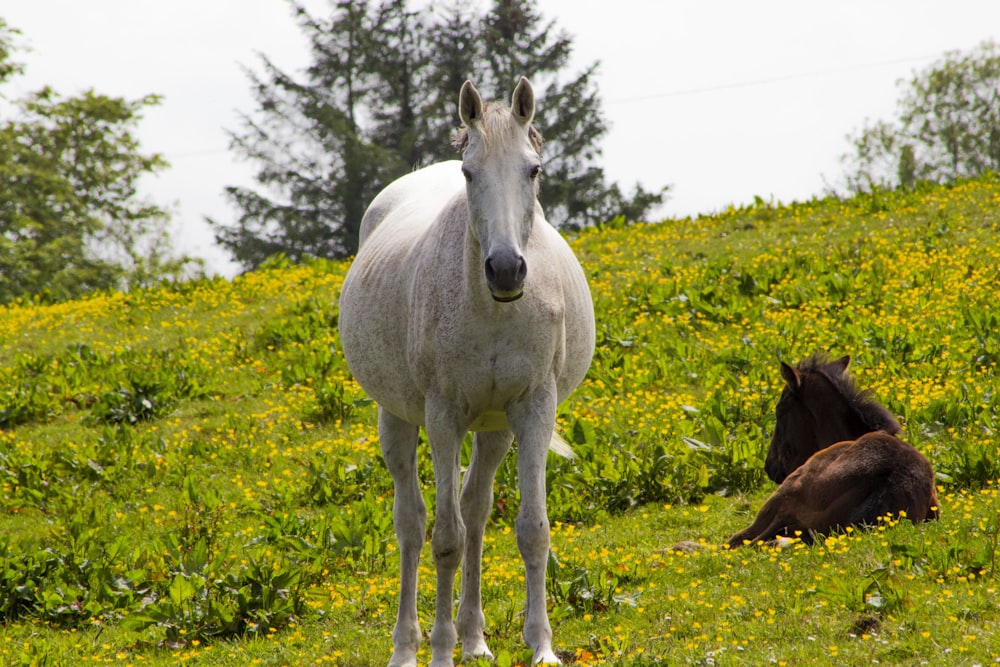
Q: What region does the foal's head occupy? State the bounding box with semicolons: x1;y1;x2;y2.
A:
453;77;544;303
764;354;901;483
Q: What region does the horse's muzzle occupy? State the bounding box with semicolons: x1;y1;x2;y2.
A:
485;249;527;302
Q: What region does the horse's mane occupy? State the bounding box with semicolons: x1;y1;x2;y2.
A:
798;353;902;435
451;101;544;154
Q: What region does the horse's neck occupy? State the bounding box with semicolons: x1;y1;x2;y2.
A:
807;392;869;447
814;416;860;448
811;369;899;441
813;397;899;449
856;402;902;435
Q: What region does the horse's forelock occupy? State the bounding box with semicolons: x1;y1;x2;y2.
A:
451;101;543;155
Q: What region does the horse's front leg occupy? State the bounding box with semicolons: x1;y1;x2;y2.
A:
379;408;425;667
509;383;560;665
425;398;469;667
457;430;514;661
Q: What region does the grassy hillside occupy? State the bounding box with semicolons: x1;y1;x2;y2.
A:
1;174;999;665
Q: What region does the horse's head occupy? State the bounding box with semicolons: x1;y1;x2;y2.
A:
454;77;543;302
764;354;901;483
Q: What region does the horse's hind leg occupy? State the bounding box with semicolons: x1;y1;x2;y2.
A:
727;490;809;548
379;408;425;667
457;430;514;661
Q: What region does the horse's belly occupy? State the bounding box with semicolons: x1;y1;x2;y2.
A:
470;410;509;431
340;268;425;424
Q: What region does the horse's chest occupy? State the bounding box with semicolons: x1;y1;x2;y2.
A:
411;306;562;404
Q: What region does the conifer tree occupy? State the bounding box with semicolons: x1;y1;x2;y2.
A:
210;1;394;266
212;0;668;269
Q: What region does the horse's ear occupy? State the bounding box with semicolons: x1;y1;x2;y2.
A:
459;80;484;128
831;355;851;376
780;361;801;391
511;76;535;126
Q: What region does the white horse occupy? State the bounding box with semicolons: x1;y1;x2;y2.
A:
339;77;595;667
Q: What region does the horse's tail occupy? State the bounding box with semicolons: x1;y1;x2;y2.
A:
549;431;575;459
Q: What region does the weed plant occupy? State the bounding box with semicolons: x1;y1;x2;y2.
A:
1;174;999;664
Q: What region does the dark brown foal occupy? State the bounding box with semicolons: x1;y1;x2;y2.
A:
729;355;939;548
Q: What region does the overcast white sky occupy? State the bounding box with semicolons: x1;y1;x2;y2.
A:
4;1;999;276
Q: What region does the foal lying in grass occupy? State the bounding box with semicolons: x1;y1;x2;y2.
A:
729;355;939;548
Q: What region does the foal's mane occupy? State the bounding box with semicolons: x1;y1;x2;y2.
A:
798;353;901;434
451;101;544;154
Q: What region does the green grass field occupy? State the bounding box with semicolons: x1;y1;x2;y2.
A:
1;173;999;665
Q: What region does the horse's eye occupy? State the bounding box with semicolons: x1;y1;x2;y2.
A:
461;167;472;182
529;164;542;179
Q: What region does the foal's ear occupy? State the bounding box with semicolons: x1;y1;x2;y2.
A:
831;355;852;376
459;80;485;128
511;76;535;126
780;361;801;391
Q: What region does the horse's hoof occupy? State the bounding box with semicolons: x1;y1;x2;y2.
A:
533;648;560;665
462;645;494;663
388;641;420;667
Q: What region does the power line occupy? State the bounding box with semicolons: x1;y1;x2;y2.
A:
162;53;942;160
164;147;230;160
606;53;940;105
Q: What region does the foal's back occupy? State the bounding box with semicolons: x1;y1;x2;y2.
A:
728;431;939;548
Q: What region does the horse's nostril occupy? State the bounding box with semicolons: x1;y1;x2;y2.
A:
484;250;526;294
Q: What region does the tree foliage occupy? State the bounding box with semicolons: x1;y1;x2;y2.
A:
842;40;1000;193
212;0;668;270
0;19;197;304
